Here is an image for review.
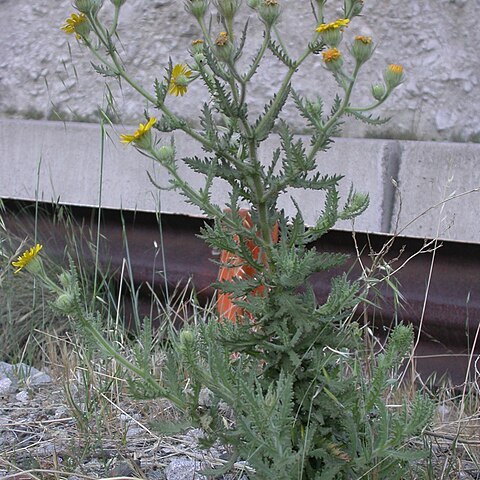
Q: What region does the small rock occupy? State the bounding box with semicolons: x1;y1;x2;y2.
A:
198;388;214;407
436;404;450;422
54;406;69;418
108;460;141;478
165;457;206;480
0;362;51;387
147;469;165;480
0;377;14;395
35;443;58;457
15;390;29;403
126;425;144;439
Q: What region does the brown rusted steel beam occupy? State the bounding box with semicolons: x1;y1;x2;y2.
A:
3;200;479;386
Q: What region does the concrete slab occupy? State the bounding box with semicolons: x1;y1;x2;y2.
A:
0;119;396;234
2;119;480;244
392;141;480;243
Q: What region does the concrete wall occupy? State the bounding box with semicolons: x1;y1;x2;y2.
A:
0;0;479;142
1;119;479;244
0;1;479;244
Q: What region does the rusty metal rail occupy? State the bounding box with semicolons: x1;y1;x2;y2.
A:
3;200;479;386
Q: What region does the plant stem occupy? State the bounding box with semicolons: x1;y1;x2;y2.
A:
109;5;120;36
305;63;361;164
254;42;314;138
243;28;271;85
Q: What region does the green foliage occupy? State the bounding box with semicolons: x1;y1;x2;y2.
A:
148;320;432;480
32;1;435;478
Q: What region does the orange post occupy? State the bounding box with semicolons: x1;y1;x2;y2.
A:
216;209;278;322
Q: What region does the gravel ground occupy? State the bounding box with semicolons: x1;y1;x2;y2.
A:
0;362;248;480
2;362;480;479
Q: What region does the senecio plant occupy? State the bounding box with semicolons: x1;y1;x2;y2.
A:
10;0;433;478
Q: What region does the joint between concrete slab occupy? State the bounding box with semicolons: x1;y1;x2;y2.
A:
381;141;402;233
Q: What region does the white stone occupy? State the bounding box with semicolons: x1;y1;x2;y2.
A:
0;378;13;395
15;390;29;403
165;457;206;480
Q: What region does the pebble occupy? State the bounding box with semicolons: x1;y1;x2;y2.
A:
0;377;14;395
15;390;29;403
165;457;207;480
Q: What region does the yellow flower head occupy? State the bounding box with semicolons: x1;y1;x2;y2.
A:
61;13;87;39
191;39;204;46
387;64;403;75
168;64;192;97
264;0;278;5
355;35;372;44
316;18;349;34
120;117;156;145
322;47;341;63
12;244;43;274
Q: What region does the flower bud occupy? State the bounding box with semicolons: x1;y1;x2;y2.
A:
383;64;404;91
193;52;206;66
180;329;195;347
258;0;281;27
344;0;363;17
58;271;74;289
214;31;234;62
190;39;204;55
322;47;343;71
74;0;103;14
247;0;260;8
215;0;241;20
185;0;208;19
155;145;175;164
351;0;364;16
110;0;126;6
190;39;206;66
371;83;386;101
351;35;373;65
55;292;76;313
